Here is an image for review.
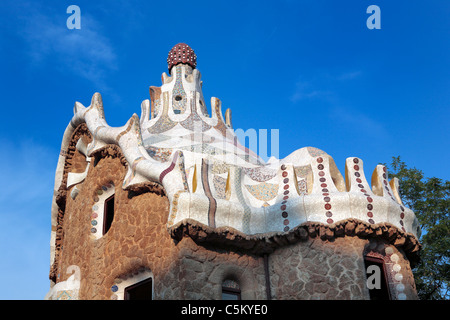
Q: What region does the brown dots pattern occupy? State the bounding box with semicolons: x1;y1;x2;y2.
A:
380;166;405;231
280;164;290;231
317;157;334;224
381;166;396;202
353;158;375;224
399;206;406;232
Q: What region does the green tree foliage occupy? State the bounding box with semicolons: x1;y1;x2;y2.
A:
387;156;449;300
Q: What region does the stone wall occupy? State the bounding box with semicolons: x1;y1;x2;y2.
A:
175;238;267;300
270;236;369;299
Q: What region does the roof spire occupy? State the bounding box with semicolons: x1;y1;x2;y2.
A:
167;43;197;74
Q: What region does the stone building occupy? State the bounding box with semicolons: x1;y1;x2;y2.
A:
45;43;421;300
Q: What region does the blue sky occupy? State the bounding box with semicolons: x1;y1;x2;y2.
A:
0;0;449;299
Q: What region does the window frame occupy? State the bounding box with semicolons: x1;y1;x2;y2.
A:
364;256;391;300
221;286;241;300
221;279;242;300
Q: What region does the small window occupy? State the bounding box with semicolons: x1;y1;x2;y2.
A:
124;278;153;300
364;257;390;300
222;279;241;300
103;194;115;235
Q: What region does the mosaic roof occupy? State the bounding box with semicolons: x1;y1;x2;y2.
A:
52;43;421;254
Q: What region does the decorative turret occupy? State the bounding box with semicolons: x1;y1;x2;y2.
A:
47;43;422;300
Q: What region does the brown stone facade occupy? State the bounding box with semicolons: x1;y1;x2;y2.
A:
50;125;419;300
270;236;417;299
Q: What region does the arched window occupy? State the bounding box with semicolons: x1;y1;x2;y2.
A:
90;182;115;239
103;194;115;235
221;279;241;300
